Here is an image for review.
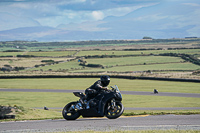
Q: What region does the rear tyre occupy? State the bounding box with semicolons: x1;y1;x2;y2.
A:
62;102;80;120
105;101;124;119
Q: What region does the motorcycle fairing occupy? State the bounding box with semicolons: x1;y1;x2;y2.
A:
77;93;105;117
98;91;121;116
77;91;120;117
79;108;102;117
73;92;85;98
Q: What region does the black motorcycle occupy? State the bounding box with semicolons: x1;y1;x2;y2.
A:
62;85;124;120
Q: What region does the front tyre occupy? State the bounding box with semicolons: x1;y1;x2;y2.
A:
105;101;124;119
62;102;80;120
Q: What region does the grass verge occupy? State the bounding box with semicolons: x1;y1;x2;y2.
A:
0;105;62;122
0;78;200;93
1;105;200;122
56;130;200;133
1;92;200;109
123;110;200;116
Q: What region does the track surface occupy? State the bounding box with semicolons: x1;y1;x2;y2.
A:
1;88;200;98
1;115;200;132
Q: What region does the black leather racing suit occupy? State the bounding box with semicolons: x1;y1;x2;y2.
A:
85;80;107;100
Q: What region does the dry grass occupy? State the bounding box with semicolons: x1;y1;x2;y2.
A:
1;71;200;80
55;130;200;133
0;57;74;68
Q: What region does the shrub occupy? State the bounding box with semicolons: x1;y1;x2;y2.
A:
87;64;103;68
41;60;55;63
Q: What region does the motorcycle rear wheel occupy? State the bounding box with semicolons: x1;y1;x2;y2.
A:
62;102;80;120
105;101;124;119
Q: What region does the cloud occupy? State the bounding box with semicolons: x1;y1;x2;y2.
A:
9;2;31;9
0;0;158;29
54;3;155;32
183;3;200;7
92;11;104;20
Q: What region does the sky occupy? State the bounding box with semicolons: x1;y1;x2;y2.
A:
0;0;200;41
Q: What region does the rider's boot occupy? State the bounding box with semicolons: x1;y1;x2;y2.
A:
84;95;90;109
86;101;90;109
80;95;90;109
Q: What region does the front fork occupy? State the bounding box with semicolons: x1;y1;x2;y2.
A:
110;98;116;109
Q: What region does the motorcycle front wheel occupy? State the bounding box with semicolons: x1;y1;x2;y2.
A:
62;102;80;120
105;101;124;119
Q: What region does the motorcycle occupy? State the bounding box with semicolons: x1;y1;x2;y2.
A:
62;85;124;120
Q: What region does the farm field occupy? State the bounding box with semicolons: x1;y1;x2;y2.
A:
0;51;76;57
76;49;200;56
0;39;200;120
0;38;200;79
26;56;194;72
1;38;199;51
26;60;82;71
72;62;199;72
1;48;199;57
0;57;73;68
82;56;184;66
25;51;77;57
0;50;199;79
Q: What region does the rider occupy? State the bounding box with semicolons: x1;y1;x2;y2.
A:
85;75;110;101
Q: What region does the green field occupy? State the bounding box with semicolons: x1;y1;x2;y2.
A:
1;49;199;57
0;45;200;75
25;56;199;73
83;56;184;66
0;51;76;57
0;78;200;93
0;57;72;68
0;52;24;56
0;92;76;108
25;51;76;57
27;60;82;71
76;49;200;56
73;62;199;72
1;91;199;108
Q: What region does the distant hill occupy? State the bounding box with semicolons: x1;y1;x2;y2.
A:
0;1;199;41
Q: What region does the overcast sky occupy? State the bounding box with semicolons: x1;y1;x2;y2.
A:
0;0;200;41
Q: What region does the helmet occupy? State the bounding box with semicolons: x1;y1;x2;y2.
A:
100;75;110;86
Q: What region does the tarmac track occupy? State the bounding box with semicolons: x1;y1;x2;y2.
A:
1;115;200;132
